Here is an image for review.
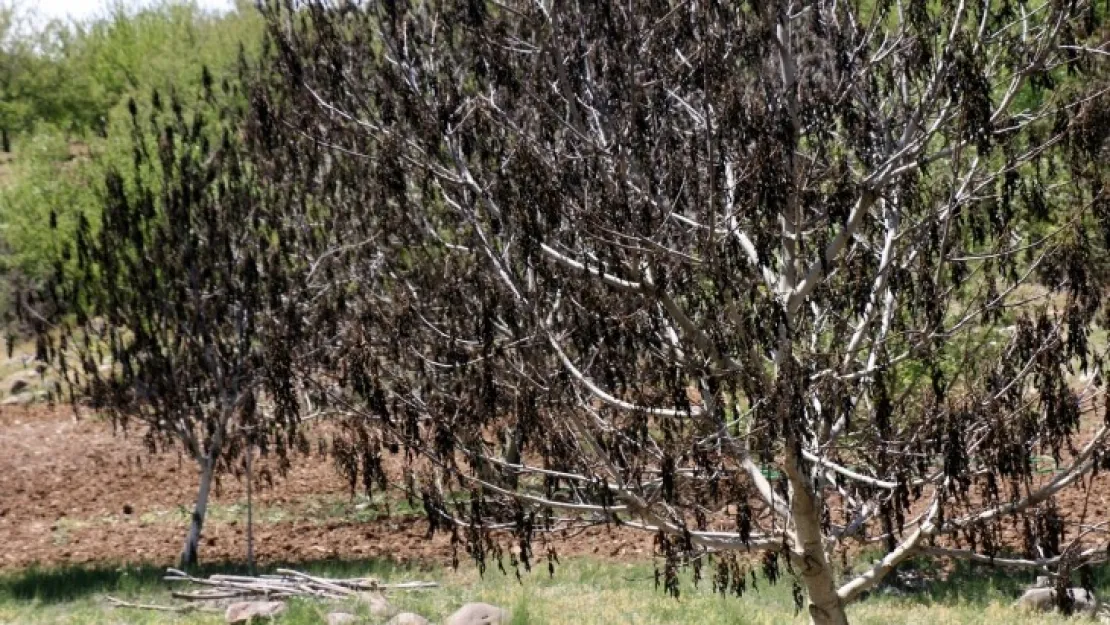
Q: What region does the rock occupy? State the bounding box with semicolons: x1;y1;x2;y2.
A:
1066;588;1099;615
1015;587;1099;615
444;603;511;625
3;369;37;394
357;591;395;618
326;613;359;625
0;392;33;406
385;613;430;625
225;600;287;623
1015;587;1055;611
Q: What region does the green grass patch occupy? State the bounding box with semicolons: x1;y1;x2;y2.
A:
2;557;1108;624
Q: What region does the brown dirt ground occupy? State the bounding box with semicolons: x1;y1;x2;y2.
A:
0;404;651;572
4;403;1109;575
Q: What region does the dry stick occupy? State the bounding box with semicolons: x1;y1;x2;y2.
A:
275;568;358;595
209;574;285;584
165;567;438;599
171;590;251;601
104;595;217;613
376;581;440;590
165;573;286;596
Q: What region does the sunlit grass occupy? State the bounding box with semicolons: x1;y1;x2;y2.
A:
1;557;1106;624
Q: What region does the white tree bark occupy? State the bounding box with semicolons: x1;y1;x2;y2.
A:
180;453;216;568
784;446;850;625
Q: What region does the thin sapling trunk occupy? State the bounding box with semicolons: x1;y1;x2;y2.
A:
181;453;216;569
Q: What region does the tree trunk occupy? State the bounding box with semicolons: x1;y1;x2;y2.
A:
500;424;521;489
180;455;216;569
1;127;10;153
784;447;850;625
807;598;849;625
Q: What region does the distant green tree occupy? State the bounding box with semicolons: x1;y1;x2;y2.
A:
0;1;41;149
0;0;263;146
61;0;262;131
1;0;263;326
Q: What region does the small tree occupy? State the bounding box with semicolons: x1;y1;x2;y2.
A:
30;72;306;567
248;1;1110;622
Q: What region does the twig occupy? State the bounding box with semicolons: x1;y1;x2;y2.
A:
162;567;437;600
377;581;440;590
171;589;252;601
276;568;358;595
104;595;215;613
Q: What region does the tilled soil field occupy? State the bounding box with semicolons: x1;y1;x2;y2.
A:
5;403;1110;576
0;405;650;572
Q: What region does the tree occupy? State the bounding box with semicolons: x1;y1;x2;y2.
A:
0;1;42;149
244;1;1110;623
0;2;106;143
30;73;307;567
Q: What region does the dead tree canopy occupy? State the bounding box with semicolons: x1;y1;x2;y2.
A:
29;0;1109;622
31;75;309;567
248;0;1110;621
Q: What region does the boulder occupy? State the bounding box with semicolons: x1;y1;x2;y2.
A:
225;600;287;623
357;591;395;617
2;369;38;394
444;603;511;625
385;614;430;625
1015;587;1099;615
326;613;359;625
0;392;34;406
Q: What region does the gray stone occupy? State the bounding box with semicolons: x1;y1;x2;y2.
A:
356;591;395;618
3;369;37;394
225;600;287;623
1016;587;1056;611
443;603;511;625
0;391;33;406
326;613;359;625
385;614;429;625
1015;587;1099;615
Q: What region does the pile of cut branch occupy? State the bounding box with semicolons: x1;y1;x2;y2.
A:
164;567;438;601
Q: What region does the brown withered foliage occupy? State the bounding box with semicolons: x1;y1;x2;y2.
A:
29;0;1110;622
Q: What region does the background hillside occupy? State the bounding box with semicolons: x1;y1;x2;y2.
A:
0;0;262;333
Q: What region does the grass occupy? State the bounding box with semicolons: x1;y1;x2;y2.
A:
43;492;433;539
1;557;1107;624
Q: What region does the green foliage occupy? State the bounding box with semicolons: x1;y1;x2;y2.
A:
62;0;262;129
0;129;98;278
0;0;261;140
0;0;263;327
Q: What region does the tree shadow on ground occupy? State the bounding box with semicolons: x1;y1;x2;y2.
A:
918;561;1035;605
880;556;1110;608
0;557;425;604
